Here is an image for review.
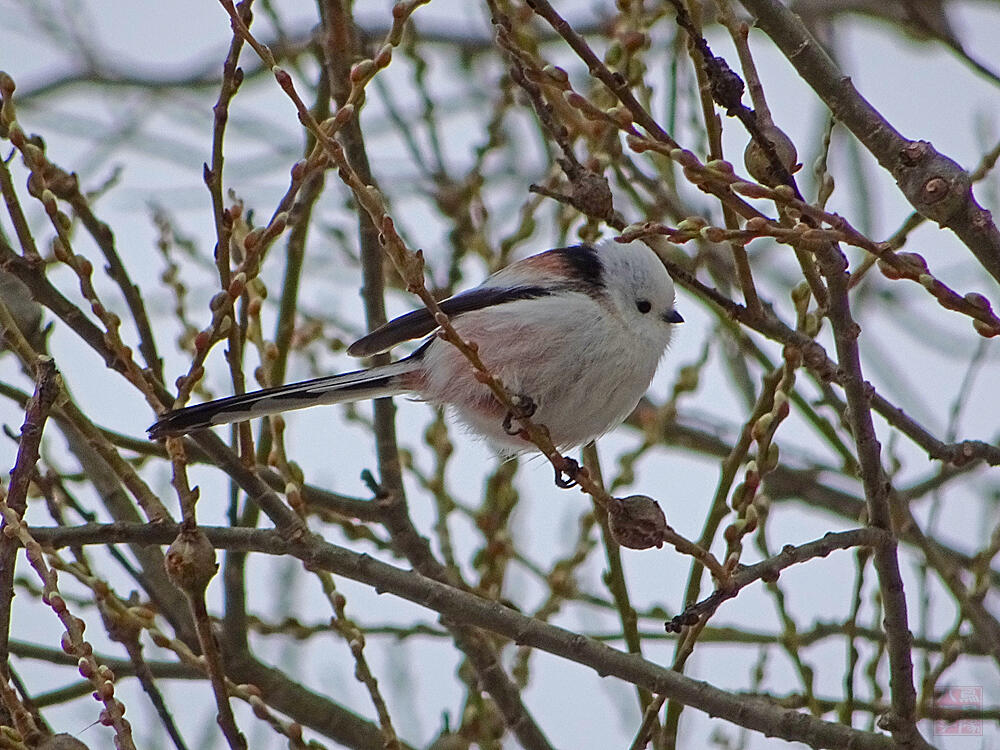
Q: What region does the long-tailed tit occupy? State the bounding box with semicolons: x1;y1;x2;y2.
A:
148;238;683;454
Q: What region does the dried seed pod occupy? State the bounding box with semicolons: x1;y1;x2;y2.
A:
608;494;668;550
744;124;799;188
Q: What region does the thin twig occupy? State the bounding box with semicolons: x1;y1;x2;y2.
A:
0;354;59;673
814;243;925;748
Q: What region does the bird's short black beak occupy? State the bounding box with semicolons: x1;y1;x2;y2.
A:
663;310;684;324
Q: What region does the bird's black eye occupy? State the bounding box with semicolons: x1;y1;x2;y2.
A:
636;299;652;314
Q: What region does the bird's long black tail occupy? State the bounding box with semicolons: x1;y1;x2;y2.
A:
148;359;419;439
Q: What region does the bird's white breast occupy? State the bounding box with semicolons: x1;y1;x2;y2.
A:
415;291;669;452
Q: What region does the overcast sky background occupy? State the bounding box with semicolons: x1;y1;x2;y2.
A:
2;0;1000;747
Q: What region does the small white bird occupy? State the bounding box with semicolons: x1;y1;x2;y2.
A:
149;238;682;455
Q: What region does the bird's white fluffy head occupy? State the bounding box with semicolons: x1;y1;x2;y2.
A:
596;238;681;343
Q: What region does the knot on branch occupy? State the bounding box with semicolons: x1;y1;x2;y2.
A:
705;56;745;115
165;524;218;598
895;140;972;225
568;169;614;221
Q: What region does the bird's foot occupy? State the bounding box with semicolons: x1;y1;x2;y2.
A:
502;393;537;436
553;456;580;489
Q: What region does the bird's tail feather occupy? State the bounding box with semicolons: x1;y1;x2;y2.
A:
148;359;418;438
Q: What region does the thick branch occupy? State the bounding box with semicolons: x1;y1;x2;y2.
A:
30;522;900;750
738;0;1000;284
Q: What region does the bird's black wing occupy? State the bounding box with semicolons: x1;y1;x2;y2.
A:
346;285;551;357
